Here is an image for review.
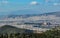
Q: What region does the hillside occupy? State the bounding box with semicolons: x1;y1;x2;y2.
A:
0;25;33;34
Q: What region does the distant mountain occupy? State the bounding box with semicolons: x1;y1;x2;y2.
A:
42;11;60;16
0;11;60;23
9;10;41;15
0;11;60;18
7;11;60;18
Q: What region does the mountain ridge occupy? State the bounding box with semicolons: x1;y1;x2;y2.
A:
7;11;60;18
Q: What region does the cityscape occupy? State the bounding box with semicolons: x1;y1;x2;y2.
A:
0;0;60;38
0;12;60;38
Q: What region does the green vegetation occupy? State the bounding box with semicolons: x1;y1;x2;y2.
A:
0;25;60;38
0;29;60;38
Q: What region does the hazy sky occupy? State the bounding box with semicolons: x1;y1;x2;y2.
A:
0;0;60;15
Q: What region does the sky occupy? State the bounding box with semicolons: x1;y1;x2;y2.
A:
0;0;60;15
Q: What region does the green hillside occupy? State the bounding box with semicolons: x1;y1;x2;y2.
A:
0;25;26;34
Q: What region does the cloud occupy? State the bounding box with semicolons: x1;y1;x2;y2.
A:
0;0;8;5
53;3;60;6
30;1;38;5
2;1;8;4
53;3;58;5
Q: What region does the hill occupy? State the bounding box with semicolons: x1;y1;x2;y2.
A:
0;25;33;34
